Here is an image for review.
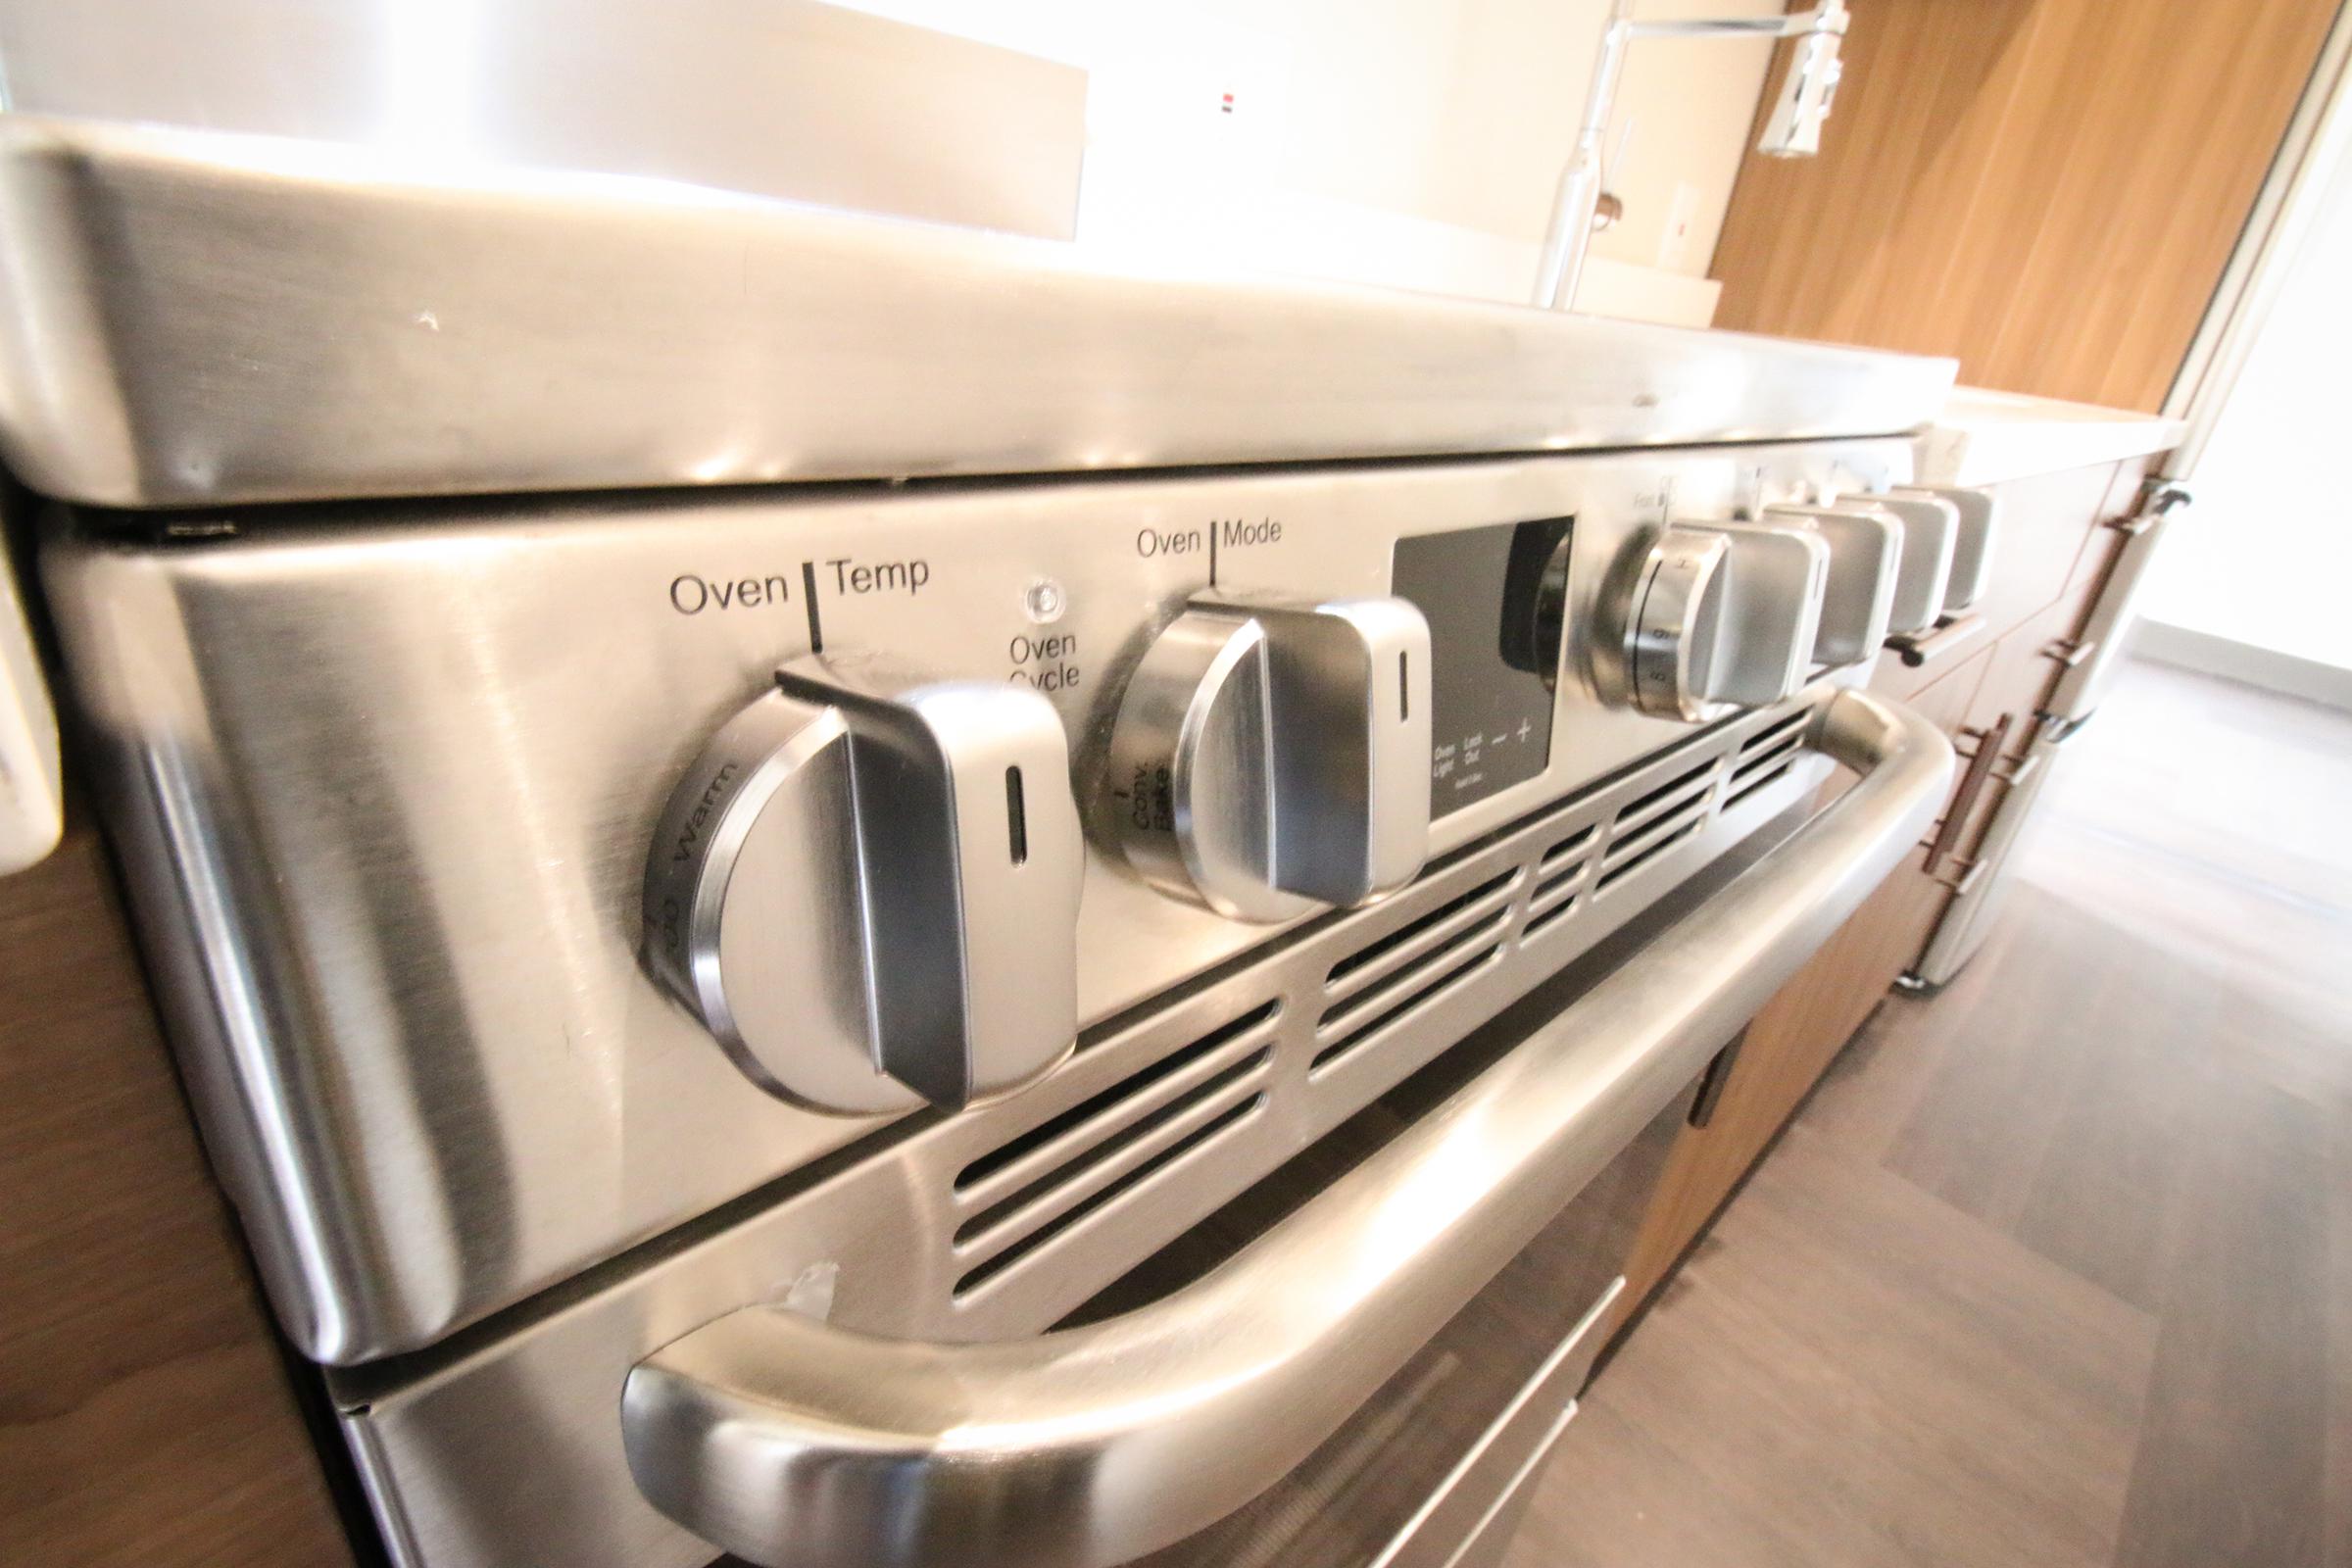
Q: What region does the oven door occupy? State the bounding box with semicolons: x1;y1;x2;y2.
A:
612;691;1949;1568
1099;1064;1694;1568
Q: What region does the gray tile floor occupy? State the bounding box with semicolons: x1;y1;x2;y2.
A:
1505;660;2352;1567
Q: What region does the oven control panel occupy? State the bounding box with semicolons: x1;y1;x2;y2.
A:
44;436;1992;1350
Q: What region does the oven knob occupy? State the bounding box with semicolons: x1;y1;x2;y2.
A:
1762;502;1902;666
1862;492;1960;634
643;660;1083;1114
1890;484;1997;613
1607;521;1830;722
1108;594;1433;923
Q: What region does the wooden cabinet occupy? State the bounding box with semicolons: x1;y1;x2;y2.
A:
1602;454;2162;1340
1709;0;2339;412
0;816;353;1568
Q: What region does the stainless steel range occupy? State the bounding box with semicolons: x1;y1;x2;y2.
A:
6;107;1959;1568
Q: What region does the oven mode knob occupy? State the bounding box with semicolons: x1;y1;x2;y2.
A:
1108;594;1433;923
1604;521;1830;723
643;660;1082;1115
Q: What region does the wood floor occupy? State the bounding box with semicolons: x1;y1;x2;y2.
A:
1504;660;2352;1568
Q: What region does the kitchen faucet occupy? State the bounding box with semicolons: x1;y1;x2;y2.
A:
1535;0;1849;310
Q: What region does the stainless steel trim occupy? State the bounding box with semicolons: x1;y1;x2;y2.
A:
1374;1280;1621;1568
617;690;1952;1568
0;116;1958;508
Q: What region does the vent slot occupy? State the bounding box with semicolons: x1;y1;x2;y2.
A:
1535;821;1596;877
1724;758;1798;812
1324;868;1518;998
956;1001;1279;1195
1521;889;1581;943
1312;930;1506;1073
1608;758;1719;837
1738;710;1808;764
1603;786;1713;869
954;1094;1267;1298
955;1045;1273;1248
1596;814;1705;893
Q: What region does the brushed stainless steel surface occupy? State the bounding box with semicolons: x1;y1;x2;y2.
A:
1611;520;1830;720
1364;1280;1622;1568
1687;521;1831;708
0;115;1958;510
336;697;1844;1568
1865;492;1963;636
615;692;1951;1568
1891;484;1999;612
1108;595;1432;922
42;441;1916;1363
2045;481;2189;721
1764;502;1901;666
642;666;1081;1113
0;0;1088;241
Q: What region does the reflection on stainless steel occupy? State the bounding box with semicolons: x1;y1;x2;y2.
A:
0;115;1953;509
1107;595;1432;922
618;691;1951;1568
1890;484;2000;613
1599;519;1828;722
1862;492;1962;636
336;693;1843;1568
41;441;1917;1365
0;0;1088;240
641;664;1082;1114
1764;502;1902;666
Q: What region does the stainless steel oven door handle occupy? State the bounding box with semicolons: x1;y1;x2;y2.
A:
619;689;1953;1568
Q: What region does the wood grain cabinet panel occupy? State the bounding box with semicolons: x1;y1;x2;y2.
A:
1709;0;2340;411
0;820;353;1568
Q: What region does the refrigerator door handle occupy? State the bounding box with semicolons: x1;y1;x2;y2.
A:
616;692;1954;1568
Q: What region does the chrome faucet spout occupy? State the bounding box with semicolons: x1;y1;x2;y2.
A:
1534;0;1850;311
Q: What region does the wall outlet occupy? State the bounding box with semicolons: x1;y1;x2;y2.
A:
1658;180;1702;273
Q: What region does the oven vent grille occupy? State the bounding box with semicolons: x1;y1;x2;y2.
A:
1725;710;1810;811
1595;757;1721;895
1310;868;1520;1073
950;1002;1280;1297
1523;821;1598;943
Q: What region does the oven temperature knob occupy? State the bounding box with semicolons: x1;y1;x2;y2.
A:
1605;521;1830;722
643;660;1082;1115
1108;595;1433;923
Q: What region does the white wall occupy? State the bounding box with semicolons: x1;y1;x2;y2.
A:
2139;137;2352;673
828;0;1783;318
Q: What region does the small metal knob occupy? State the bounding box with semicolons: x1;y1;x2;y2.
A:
1108;595;1432;923
1861;492;1960;635
1890;485;1997;613
644;660;1082;1114
1611;521;1829;722
1763;501;1901;666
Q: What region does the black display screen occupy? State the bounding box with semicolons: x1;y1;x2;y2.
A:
1391;518;1571;818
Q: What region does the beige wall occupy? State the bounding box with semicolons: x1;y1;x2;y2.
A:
835;0;1784;309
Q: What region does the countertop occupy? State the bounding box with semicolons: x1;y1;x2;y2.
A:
1919;387;2186;487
